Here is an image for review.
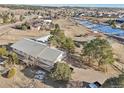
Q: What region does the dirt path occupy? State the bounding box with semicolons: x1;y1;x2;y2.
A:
53;18;90;38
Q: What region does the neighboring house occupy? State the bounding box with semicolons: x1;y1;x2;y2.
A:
11;38;65;71
31;18;53;31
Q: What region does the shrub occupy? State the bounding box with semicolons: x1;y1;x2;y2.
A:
21;25;27;30
15;25;22;29
15;22;30;30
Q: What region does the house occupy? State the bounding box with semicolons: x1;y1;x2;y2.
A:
31;18;53;31
11;38;65;71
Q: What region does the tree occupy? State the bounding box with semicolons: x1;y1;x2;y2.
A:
10;13;16;23
107;20;116;28
55;24;60;30
7;52;19;65
21;25;28;30
1;12;16;24
121;23;124;29
48;36;59;47
20;15;25;21
81;38;114;69
102;72;124;88
11;17;16;23
7;67;16;78
50;24;61;35
16;22;31;30
62;38;75;53
49;24;75;53
27;11;31;15
49;24;65;46
0;47;8;56
3;15;10;23
111;22;116;28
49;62;72;82
11;52;19;65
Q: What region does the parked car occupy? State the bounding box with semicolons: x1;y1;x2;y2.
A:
34;70;46;80
86;81;101;88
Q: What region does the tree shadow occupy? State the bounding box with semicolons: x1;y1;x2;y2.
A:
42;79;67;88
42;77;91;88
21;66;36;79
65;54;90;69
20;66;65;88
82;81;90;88
65;80;90;88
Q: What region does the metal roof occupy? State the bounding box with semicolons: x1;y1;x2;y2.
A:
11;38;46;57
38;47;63;62
11;38;64;63
36;35;51;42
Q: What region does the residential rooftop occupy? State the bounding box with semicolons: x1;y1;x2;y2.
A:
11;38;64;63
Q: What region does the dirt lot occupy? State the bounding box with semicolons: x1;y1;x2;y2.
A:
0;27;49;45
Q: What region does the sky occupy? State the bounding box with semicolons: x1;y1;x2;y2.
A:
0;0;124;8
0;0;124;5
38;4;124;8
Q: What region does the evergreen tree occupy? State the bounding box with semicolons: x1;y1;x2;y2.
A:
49;62;72;82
